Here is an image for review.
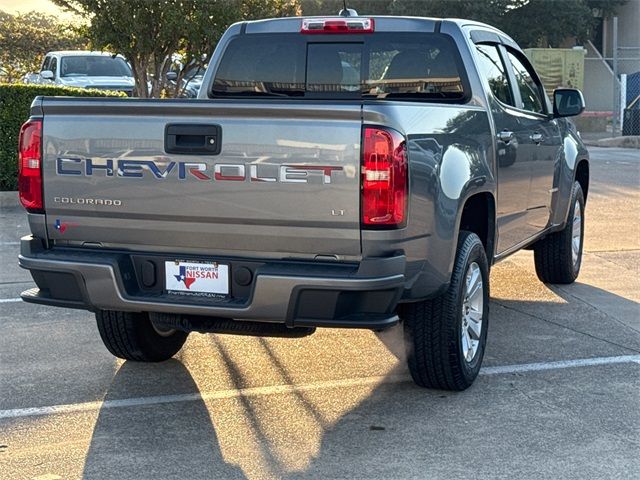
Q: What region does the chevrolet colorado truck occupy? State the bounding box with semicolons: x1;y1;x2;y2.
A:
17;13;589;390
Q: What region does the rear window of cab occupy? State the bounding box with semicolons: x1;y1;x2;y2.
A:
210;33;469;102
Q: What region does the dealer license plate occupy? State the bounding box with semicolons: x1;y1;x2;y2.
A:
165;260;229;295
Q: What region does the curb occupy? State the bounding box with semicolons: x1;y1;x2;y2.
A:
583;136;640;149
0;191;20;209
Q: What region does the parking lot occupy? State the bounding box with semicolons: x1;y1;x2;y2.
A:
0;146;638;480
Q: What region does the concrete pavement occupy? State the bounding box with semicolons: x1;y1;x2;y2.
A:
0;147;638;479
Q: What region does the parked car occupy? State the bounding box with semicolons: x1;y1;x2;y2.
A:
25;51;135;96
167;65;206;98
17;12;589;391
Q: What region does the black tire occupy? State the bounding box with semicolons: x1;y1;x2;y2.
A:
95;310;189;362
534;182;585;284
400;231;490;391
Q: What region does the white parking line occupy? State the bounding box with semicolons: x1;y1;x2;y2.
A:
479;355;640;374
0;354;638;420
0;298;21;303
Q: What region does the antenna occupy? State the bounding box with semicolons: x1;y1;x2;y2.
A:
339;1;358;17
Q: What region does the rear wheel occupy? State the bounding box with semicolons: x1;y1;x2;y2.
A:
400;231;489;390
95;310;189;362
534;182;585;284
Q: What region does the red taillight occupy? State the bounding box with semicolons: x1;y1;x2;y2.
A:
301;18;374;34
18;119;43;212
361;127;408;228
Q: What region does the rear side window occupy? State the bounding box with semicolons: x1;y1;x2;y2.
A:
211;33;468;102
474;44;513;106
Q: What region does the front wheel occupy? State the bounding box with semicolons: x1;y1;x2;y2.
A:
400;231;489;391
534;181;585;284
96;310;189;362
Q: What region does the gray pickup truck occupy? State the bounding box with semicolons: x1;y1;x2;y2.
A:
17;13;589;390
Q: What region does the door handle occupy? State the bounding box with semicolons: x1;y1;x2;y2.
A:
165;123;222;155
530;132;544;144
497;130;514;143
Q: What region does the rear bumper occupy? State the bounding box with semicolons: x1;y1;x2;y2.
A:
19;236;405;329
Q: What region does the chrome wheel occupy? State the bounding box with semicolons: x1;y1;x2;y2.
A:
461;262;483;363
572;198;582;268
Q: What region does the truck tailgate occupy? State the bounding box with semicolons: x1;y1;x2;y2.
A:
40;98;362;258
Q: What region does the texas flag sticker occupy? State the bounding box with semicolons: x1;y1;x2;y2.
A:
165;261;229;295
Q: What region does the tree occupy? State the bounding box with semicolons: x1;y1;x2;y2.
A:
54;1;189;97
301;0;399;15
170;4;237;97
0;10;87;83
300;0;511;19
503;0;594;47
505;0;628;47
299;0;629;48
54;0;300;98
388;0;513;23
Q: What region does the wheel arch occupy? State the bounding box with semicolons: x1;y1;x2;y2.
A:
458;191;497;264
550;121;590;229
575;158;589;202
552;155;589;228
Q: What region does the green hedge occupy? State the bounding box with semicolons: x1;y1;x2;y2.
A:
0;83;126;191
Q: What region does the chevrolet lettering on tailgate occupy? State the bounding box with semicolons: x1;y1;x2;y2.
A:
56;158;344;183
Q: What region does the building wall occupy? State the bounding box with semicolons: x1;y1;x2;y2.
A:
603;0;640;75
583;0;640;113
583;42;616;112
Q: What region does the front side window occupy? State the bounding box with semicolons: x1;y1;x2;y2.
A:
506;51;545;114
49;57;58;76
41;56;51;72
211;33;468;101
474;44;513;106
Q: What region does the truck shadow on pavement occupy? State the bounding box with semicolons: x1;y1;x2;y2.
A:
80;283;639;479
82;360;246;479
280;284;640;479
491;282;640;357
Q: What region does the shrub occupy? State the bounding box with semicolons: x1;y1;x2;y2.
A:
0;83;126;191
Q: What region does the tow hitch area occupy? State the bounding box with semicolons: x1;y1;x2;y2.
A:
149;313;316;338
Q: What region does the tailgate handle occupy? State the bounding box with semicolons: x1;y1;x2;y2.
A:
165;123;222;155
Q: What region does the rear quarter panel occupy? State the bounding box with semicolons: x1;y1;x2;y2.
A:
362;103;495;299
362;21;497;300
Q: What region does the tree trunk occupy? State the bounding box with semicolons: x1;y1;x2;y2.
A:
150;53;171;98
130;60;149;98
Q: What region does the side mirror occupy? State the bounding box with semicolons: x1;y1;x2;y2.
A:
553;88;585;118
40;70;54;80
166;71;178;81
